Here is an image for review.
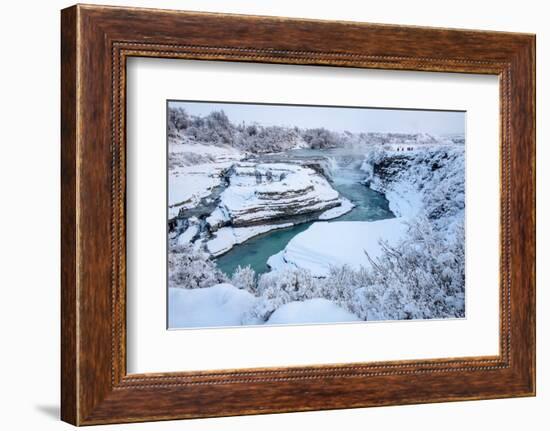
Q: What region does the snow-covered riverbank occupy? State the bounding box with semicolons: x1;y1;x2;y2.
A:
361;145;465;226
267;219;408;277
168;140;243;218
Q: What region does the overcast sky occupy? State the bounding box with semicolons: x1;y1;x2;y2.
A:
169;100;465;135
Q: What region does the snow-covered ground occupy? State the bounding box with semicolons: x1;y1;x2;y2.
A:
168;284;257;328
169;165;224;218
267;219;408;277
266;298;360;325
168;142;243;218
168;285;359;328
175;222;200;247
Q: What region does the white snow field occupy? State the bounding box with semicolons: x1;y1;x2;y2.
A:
268;219;409;277
266;298;360;325
168;285;359;328
168;284;257;328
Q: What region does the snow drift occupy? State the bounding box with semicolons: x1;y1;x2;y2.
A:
268;219;408;277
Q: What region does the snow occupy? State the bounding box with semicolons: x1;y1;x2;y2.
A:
383;183;423;218
206;222;293;256
176;224;199;247
168;163;226;215
168;142;244;217
205;207;229;229
266;250;286;270
266;298;360;325
170;141;241;159
215;162;341;226
269;219;409;277
201;160;347;256
168;284;257;328
168;286;359;328
318;198;354;220
362;146;465;225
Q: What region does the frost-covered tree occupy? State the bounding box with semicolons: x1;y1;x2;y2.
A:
168;245;227;289
168;107;190;136
231;265;257;294
167;106;363;153
301;127;340;149
242;268;319;323
317;265;367;313
329;218;465;321
355;145;466;320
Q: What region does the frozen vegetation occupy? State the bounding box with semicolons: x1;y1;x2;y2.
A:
167;106;465;327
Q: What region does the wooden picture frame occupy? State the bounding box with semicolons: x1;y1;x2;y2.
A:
61;4;536;425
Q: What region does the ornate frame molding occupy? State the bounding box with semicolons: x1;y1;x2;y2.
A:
61;5;535;425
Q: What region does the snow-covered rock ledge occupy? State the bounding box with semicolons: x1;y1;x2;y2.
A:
361;146;465;222
168;142;244;218
209;162;343;227
267;218;408;277
202;162;354;256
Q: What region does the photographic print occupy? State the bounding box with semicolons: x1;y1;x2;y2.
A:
167;101;465;329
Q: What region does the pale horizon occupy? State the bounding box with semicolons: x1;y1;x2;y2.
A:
169;100;465;136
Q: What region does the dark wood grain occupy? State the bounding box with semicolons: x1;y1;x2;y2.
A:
60;5;78;425
61;4;536;425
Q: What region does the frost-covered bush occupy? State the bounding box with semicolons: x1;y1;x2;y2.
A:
361;218;464;320
301;127;340;149
243;125;306;153
329;145;466;321
305;219;466;321
317;265;368;313
168;107;190;137
321;218;465;321
229;217;464;322
168;245;227;289
242;268;319;323
231;265;257;294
